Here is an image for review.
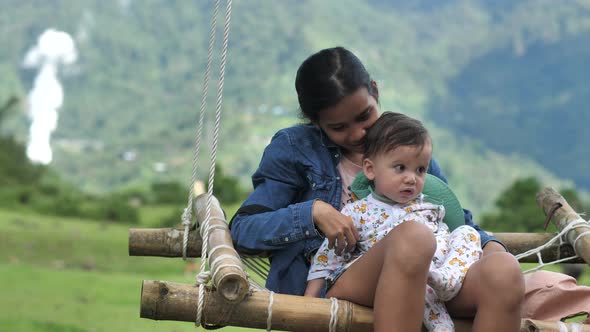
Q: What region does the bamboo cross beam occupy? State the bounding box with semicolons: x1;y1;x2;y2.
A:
537;187;590;265
129;229;583;263
184;193;249;303
128;228;203;257
192;193;249;303
140;280;590;332
497;233;580;263
140;280;472;332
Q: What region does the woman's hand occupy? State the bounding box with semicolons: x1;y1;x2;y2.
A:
312;200;359;256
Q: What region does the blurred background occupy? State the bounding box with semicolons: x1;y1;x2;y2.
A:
1;0;589;331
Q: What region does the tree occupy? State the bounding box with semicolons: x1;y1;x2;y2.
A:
480;177;588;233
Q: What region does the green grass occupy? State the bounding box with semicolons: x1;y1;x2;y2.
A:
1;207;588;331
0;207;256;332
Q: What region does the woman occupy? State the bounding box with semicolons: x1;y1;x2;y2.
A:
230;46;524;331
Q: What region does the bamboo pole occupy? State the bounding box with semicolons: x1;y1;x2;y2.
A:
140;280;475;332
192;193;249;303
129;229;582;263
537;187;590;265
128;227;202;257
141;280;588;332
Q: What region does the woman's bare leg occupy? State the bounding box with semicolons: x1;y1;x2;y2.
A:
327;222;437;332
445;252;524;332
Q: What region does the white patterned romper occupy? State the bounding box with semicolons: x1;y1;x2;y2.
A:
308;194;482;332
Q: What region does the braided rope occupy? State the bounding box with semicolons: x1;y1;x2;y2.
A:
329;297;339;332
557;320;585;332
196;0;232;328
266;291;274;331
516;218;590;273
182;0;220;261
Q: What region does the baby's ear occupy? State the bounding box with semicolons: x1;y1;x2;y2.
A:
363;158;376;181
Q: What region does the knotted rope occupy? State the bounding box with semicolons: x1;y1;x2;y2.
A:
516;217;590;273
196;0;232;327
176;0;233;328
181;0;221;261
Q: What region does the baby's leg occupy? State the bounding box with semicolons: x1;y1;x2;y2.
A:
428;225;482;301
423;285;454;332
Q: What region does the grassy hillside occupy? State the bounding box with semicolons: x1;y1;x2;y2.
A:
431;32;590;189
1;206;589;331
1;0;589;214
0;207;258;332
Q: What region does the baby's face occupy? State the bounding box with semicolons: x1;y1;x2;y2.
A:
366;142;432;204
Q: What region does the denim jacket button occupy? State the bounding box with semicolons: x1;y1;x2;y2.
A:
312;183;316;188
334;154;339;158
284;237;289;241
305;230;310;236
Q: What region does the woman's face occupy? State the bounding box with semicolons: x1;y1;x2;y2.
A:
316;87;380;155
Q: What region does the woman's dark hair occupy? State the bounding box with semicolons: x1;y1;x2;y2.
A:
295;46;377;122
364;112;431;159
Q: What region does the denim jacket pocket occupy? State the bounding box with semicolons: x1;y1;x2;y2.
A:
304;170;335;201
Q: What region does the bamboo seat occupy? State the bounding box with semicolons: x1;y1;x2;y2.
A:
129;187;590;331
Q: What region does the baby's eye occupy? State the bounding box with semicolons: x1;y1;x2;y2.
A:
393;165;405;172
417;166;427;174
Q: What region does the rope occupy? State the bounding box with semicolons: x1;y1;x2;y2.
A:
570;322;585;332
573;230;590;251
556;321;585;332
329;297;339;332
516;218;590;273
182;0;221;261
193;0;232;328
266;291;274;331
208;244;237;257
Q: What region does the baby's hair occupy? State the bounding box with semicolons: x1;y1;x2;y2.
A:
364;112;431;159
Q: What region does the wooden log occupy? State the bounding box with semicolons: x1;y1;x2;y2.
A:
141;280;585;332
128;194;250;303
129;228;583;263
192;193;249;304
128;228;203;257
140;280;475;332
537;187;590;265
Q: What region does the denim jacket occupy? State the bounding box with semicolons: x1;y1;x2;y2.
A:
230;124;499;296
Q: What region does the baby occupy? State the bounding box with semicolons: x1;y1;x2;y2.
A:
307;112;482;331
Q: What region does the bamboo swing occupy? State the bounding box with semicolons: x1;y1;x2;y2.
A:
129;1;590;330
131;189;590;332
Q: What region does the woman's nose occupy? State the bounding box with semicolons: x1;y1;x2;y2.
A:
350;126;366;142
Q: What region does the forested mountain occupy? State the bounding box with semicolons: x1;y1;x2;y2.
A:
1;0;589;215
